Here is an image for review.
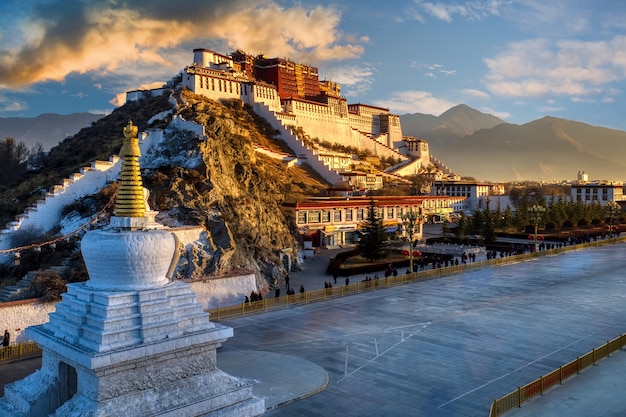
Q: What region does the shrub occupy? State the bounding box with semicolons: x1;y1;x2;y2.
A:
577;218;590;226
10;225;44;247
545;221;557;230
591;218;603;225
32;269;66;301
563;219;574;228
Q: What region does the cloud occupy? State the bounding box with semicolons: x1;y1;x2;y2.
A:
411;62;456;79
110;81;167;107
321;63;375;96
373;90;457;115
0;92;26;112
412;0;504;23
462;88;490;98
484;36;626;99
0;0;365;88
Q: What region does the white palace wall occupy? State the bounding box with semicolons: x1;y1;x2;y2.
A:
253;102;342;184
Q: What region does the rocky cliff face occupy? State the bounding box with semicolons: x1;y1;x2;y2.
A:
140;90;325;288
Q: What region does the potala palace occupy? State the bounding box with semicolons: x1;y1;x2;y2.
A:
128;48;457;188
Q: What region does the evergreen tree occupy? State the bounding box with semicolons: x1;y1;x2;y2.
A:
454;211;468;240
358;199;388;261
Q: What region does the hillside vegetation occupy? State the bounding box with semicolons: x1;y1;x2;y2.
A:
1;88;327;290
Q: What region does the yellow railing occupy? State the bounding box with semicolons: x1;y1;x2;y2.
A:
489;334;626;417
0;342;42;364
208;237;626;321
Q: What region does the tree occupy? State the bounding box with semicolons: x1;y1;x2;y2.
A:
0;136;30;185
358;199;388;261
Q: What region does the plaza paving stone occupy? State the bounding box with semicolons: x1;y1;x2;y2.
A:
219;242;626;417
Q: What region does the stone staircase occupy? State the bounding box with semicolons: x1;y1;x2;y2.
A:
0;271;38;302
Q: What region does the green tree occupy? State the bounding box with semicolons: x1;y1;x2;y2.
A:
454;211;468;240
358;199;388;261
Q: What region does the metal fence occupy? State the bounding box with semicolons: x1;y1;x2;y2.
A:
489;334;626;417
0;342;42;364
208;237;625;321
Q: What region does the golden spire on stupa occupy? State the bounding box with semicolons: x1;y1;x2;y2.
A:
114;120;145;218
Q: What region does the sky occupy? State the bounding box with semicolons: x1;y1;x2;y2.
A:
1;0;626;131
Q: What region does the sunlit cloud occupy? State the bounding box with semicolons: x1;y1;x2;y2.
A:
373;90;457;115
0;0;365;89
484;36;626;99
110;81;167;107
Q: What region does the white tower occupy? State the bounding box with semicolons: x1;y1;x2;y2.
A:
0;121;264;417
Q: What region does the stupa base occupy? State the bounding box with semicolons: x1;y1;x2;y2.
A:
1;328;264;417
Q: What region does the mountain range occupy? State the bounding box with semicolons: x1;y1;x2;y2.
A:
0;113;104;151
400;105;626;182
3;105;626;183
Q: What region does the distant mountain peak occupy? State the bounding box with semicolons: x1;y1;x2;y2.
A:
400;103;505;141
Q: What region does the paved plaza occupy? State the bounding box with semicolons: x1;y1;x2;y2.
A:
221;241;626;417
3;239;626;416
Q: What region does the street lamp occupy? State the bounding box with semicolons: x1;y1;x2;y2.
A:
402;209;423;273
605;201;621;238
528;204;546;252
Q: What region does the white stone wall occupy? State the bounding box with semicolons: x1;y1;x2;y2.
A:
0;129;164;264
188;273;259;310
0;300;56;343
253;102;342;184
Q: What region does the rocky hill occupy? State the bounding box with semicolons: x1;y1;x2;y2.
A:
401;105;626;182
0;88;326;290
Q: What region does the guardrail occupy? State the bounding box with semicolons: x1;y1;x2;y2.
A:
489;334;626;416
0;342;42;364
208;236;626;321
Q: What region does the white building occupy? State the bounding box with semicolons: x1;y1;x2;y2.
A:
571;181;624;205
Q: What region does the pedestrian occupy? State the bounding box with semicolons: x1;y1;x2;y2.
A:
2;329;9;347
300;284;305;294
345;277;350;286
275;287;280;298
285;275;290;291
333;271;338;284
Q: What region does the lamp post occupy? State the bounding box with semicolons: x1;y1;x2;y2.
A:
402;209;424;273
605;201;621;238
528;204;546;252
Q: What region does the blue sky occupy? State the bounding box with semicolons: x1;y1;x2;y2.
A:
1;0;626;131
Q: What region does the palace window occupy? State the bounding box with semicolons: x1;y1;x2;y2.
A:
322;211;331;222
309;211;321;223
357;209;364;221
387;207;394;218
346;209;353;221
297;212;307;224
334;210;342;222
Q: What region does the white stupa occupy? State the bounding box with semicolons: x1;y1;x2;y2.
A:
0;121;264;416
